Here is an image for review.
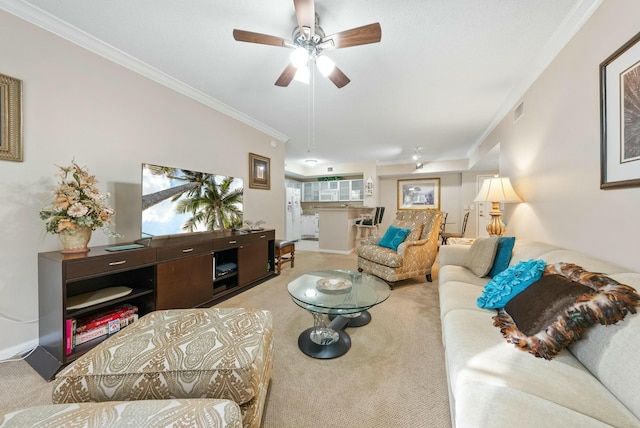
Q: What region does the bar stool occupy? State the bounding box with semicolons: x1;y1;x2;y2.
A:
274;239;295;274
355;207;385;245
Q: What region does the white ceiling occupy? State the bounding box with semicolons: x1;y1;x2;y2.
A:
6;0;601;171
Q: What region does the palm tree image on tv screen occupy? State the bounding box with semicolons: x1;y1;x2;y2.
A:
141;163;243;237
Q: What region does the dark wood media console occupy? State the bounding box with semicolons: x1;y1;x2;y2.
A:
27;229;276;380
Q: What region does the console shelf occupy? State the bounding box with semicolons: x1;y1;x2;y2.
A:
27;229;276;380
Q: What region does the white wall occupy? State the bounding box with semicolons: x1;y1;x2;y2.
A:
473;0;640;271
0;10;285;358
378;172;493;235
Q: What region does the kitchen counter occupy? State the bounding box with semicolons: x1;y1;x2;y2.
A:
316;206;374;254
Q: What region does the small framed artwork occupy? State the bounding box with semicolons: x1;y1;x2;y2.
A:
0;73;23;162
397;178;440;210
249;152;270;190
600;31;640;189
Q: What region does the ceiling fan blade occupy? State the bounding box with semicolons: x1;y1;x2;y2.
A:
327;65;350;88
233;29;289;47
275;64;297;87
293;0;315;39
324;23;382;49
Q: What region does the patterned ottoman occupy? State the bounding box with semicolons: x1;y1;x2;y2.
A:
52;308;273;428
0;399;242;428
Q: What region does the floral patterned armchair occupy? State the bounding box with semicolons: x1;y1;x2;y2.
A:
356;210;442;286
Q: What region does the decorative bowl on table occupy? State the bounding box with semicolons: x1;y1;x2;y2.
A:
316;277;352;292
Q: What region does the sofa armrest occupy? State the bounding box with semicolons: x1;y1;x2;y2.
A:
362;236;380;246
438;245;470;267
396;238;427;256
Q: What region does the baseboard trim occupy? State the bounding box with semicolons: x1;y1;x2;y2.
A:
0;339;38;361
317;249;353;255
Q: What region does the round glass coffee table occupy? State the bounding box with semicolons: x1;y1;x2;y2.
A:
288;269;391;359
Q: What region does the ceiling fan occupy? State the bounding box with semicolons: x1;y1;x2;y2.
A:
233;0;381;88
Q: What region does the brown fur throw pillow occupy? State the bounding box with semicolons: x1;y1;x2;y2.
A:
492;262;640;360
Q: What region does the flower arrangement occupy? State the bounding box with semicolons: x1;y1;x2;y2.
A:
39;161;116;235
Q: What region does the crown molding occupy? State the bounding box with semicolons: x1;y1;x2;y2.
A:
0;0;289;142
467;0;604;158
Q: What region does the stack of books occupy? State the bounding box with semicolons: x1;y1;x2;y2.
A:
66;304;138;355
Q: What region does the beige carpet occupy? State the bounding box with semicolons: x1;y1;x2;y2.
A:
0;250;451;427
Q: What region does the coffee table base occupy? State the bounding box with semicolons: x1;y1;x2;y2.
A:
298;327;351;359
329;310;371;327
298;314;358;359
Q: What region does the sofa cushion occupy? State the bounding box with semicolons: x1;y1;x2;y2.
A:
493;263;640;360
487;237;516;278
393;220;423;242
0;399;243;428
52;308;273;420
453;383;636;428
378;225;411;251
464;237;499;277
569;271;640;421
357;244;403;267
476;259;546;309
442;309;640;428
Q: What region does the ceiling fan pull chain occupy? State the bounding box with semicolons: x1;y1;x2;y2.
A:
307;66;315;153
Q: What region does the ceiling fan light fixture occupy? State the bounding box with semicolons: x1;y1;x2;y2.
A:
294;65;310;84
412;147;422;161
316;55;335;77
290;47;309;68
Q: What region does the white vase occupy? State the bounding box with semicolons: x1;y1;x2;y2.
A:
58;226;92;253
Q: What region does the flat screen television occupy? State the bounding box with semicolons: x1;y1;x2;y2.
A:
141;163;243;238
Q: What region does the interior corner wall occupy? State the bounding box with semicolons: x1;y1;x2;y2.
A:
0;10;285;358
477;0;640;271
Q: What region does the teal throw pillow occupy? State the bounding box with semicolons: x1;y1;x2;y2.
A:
378;225;411;251
488;237;516;278
477;259;546;309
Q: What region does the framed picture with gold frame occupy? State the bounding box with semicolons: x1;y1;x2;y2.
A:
0;73;23;162
249;153;270;190
397;178;440;210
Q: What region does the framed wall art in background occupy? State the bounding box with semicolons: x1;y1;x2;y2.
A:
249;152;270;190
397;178;440;210
0;73;23;162
600;31;640;189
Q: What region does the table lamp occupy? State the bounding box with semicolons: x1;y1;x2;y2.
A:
473;176;522;236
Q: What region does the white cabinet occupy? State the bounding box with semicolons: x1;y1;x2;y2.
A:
302;182;320;202
302;180;363;202
349;179;364;201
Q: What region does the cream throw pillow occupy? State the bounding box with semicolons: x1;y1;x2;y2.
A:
464;236;499;277
392;220;423;242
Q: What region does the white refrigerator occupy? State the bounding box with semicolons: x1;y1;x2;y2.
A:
285;187;302;241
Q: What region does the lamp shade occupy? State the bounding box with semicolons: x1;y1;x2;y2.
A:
473;177;522;203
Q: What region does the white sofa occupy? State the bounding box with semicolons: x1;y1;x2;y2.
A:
438;239;640;428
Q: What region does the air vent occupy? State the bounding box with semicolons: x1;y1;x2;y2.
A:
327;167;333;172
514;101;524;122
